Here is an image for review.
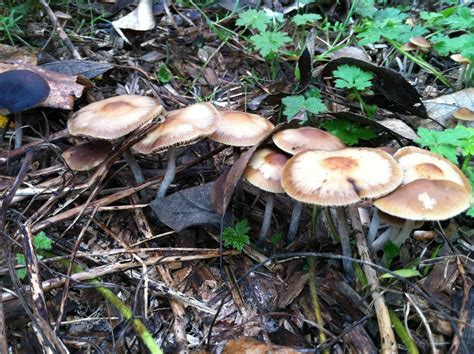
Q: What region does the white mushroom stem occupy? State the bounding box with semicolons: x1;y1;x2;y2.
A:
286;201;303;243
335;207;354;280
367;209;381;248
156;145;177;200
123;151;147;200
371;226;402;253
14;113;22;149
392;220;417;247
258;194;274;248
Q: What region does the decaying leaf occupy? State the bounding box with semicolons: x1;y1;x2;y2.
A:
41;60;113;79
152;182;233;232
112;0;155;31
0;44;37;65
423;88;474;127
321;57;426;117
0;63;84;110
222;337;302;353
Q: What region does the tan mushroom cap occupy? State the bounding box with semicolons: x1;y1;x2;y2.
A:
272;127;345;155
209;111;274;146
62;140;112;171
132;102;219;154
401;42;417;51
282;148;403;206
409;36;431;49
450;54;471;65
374;179;472;220
394;146;471;191
243;148;288;193
68;95;162;140
453;107;474;121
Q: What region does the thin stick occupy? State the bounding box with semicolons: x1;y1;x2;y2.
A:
348;206;398;354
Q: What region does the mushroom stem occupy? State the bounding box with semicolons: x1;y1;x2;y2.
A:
123;151;147;200
371;226;401;253
456;63;467;90
258;194;274;248
14;113;22;149
335;207;354;281
156;146;177;200
286;201;303;244
392;220;416;247
367;209;381;248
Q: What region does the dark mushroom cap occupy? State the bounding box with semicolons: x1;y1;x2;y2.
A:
209;111;274;146
282;148;402;206
243;148;289;193
68;95;163;140
62;140;113;171
0;70;50;114
374;179;471;221
132;102;219;154
272;127;345;155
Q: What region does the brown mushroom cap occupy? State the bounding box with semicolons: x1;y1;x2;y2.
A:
374;179;472;220
378;210;424;228
209;111;274;146
132;102;219;154
409;36;431;49
243;148;288;193
281;148;403;206
450;54;471;65
68;95;162;140
394;146;471;191
272;127;346;155
401;42;417;51
453;107;474;121
62;140;112;171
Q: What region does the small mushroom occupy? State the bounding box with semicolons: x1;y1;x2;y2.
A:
451;54;471;90
62;140;113;171
282;148;402;278
243;148;288;248
272;127;346;243
0;69;50;148
405;36;431;75
133;102;220;199
453;107;474;121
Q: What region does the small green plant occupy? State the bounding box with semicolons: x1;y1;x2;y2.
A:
236;9;273;32
222;219;251;251
322;118;376;145
332;65;376;117
417;126;474;216
292;13;322;27
282;89;327;122
156;64;172;84
250;30;292;58
16;231;53;280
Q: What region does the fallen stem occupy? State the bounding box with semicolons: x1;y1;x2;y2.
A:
389;309;419;354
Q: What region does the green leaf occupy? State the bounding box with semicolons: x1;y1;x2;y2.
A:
222;219;250;251
321;118;376;145
292;13;322;26
380;268;421;279
157;64;171;84
250;30;292;58
383;241;400;269
282;94;326;121
333;65;374;91
16;253;27;280
34;231;53;251
236;9;272;32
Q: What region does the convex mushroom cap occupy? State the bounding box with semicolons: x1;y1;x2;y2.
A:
453;107;474;121
272;127;345;155
62;140;112;171
243;148;289;193
133;102;219;154
394;146;471;191
374;179;471;220
450;54;471;65
0;70;50;114
409;36;431;50
209;111;274;146
282;148;402;206
68;95;163;140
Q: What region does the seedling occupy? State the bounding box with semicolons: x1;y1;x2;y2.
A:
332;65;376;117
322;118;376;145
282;89;327;122
16;231;53;280
222;219;250;251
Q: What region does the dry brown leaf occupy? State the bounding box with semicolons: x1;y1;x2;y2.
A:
0;63;84;110
423;88;474;127
0;44;37;65
222;337;303;354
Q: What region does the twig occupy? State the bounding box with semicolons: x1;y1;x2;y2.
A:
38;0;82;59
405;294;436;354
348;206;398;354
